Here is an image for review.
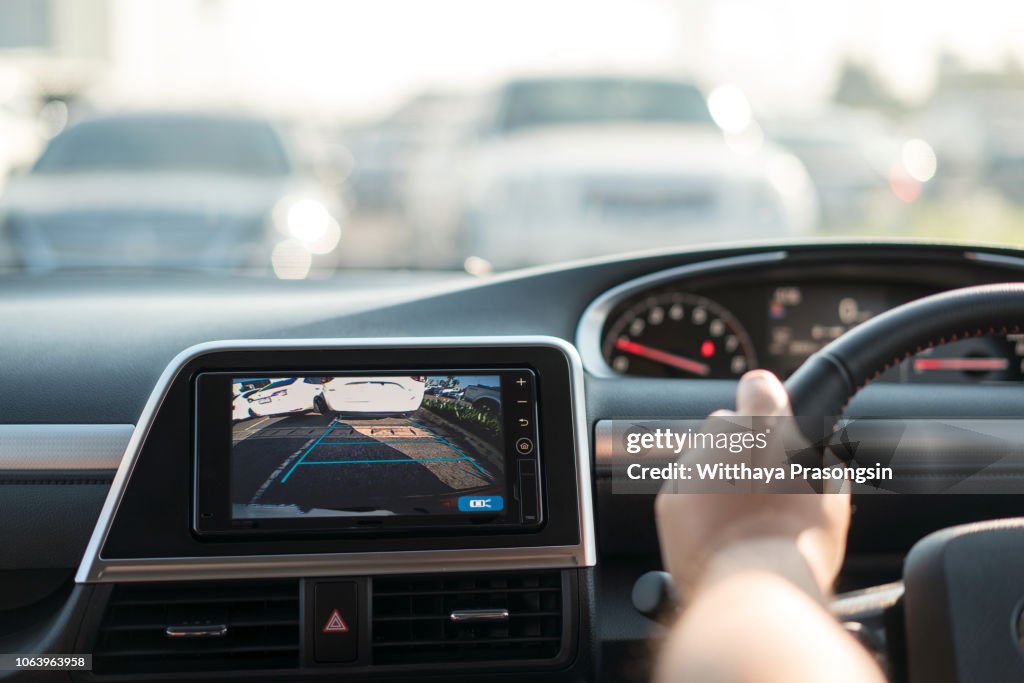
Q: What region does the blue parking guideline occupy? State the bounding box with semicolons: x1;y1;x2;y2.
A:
299;457;467;465
280;418;492;482
318;440;440;446
410;420;491;477
280;417;338;483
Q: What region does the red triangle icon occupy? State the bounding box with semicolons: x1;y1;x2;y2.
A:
322;608;350;633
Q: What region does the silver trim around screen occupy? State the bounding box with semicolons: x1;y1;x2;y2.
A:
593;420;614;467
575;251;788;378
76;336;596;583
0;424;132;471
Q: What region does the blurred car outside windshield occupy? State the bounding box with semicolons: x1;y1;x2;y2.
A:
0;0;1023;277
2;111;345;275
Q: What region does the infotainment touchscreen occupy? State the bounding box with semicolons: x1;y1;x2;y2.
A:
194;369;543;536
232;373;507;519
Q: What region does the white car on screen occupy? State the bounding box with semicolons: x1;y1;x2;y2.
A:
232;394;253;421
237;377;323;418
318;376;426;416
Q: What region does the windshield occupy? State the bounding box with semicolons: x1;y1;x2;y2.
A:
0;0;1021;276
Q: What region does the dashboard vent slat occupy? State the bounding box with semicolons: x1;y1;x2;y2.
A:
371;571;566;666
93;580;300;675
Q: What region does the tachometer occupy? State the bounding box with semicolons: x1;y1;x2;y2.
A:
602;293;757;378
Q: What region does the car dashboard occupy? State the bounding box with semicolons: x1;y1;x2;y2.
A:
3;241;1024;682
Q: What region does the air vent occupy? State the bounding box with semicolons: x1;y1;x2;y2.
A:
93;580;299;675
371;571;566;665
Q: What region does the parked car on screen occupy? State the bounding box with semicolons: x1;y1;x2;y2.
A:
317;376;427;416
233;394;253;422
0;111;346;273
234;378;273;394
238;377;324;419
232;380;273;421
401;75;817;269
462;384;501;413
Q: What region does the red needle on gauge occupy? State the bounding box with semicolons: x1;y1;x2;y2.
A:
614;338;711;377
913;358;1009;372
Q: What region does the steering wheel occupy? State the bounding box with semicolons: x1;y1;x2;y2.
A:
635;284;1024;682
786;283;1024;683
786;282;1024;430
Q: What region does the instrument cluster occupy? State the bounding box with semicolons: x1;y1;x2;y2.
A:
594;279;1024;384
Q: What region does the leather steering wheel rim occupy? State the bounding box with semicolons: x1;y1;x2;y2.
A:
783;283;1024;429
782;283;1024;680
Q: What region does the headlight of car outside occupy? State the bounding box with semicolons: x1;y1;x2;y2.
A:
271;195;343;279
272;196;342;255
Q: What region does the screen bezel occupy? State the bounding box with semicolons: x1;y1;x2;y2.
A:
80;338;592;581
194;368;541;538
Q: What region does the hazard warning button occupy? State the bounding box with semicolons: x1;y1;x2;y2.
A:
314;582;358;663
323;608;349;633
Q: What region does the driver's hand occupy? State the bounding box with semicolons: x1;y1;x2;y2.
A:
654;370;851;599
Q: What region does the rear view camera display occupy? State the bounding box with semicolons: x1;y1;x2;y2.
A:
230;374;508;520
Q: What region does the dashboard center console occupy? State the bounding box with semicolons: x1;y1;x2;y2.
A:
70;337;594;679
77;337;594;582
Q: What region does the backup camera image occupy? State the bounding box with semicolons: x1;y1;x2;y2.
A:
230;374;506;519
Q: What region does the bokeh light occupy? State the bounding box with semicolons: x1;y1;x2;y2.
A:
902;138;937;183
707;85;753;134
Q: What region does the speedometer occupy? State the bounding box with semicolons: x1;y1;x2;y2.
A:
602;293;757;378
